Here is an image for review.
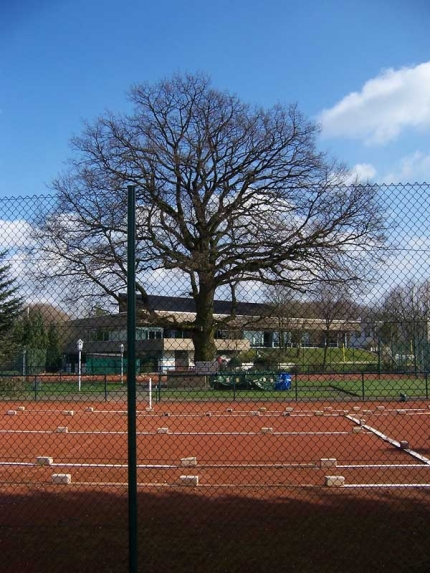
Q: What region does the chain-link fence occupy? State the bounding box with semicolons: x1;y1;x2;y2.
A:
1;183;430;572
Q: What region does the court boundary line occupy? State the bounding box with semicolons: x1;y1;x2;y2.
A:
346;414;430;466
0;429;352;437
2;460;428;470
6;480;429;490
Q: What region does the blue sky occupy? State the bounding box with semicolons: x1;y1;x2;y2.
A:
1;0;430;198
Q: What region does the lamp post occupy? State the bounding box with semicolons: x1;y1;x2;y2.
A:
77;339;83;391
120;343;125;384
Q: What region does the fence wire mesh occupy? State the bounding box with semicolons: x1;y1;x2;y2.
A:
1;184;430;572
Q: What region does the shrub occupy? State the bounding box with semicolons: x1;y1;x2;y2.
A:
0;376;26;396
253;356;275;370
228;356;242;369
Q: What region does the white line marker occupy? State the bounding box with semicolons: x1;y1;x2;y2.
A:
346;414;430;466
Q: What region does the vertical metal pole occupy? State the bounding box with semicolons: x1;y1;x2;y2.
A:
127;185;138;573
120;344;124;384
104;374;108;402
361;372;365;400
377;337;381;379
78;348;82;392
77;339;83;392
148;377;152;411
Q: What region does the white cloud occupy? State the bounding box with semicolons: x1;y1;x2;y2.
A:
319;62;430;145
381;151;430;184
345;163;377;184
0;219;33;249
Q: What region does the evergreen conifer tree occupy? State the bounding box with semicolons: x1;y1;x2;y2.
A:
0;251;22;334
0;251;22;365
46;322;62;372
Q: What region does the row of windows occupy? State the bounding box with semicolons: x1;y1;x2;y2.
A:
243;331;312;348
90;328;163;342
88;327;314;347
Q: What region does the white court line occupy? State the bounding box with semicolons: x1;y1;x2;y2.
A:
0;430;52;434
2;461;311;470
51;462;316;470
337;463;429;469
346;414;430;466
200;463;316;468
0;429;128;435
71;482;319;489
367;409;430;416
0;429;350;437
141;431;350;436
7;479;430;489
343;483;430;489
273;431;350;436
0;461;176;469
75;481;429;489
1;460;427;471
53;463;176;469
0;461;34;466
72;431;128;435
96;410;312;418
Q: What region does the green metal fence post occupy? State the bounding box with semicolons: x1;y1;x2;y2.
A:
377;338;381;379
154;374;158;404
361;372;365;400
127;184;138;573
294;373;298;401
425;372;428;400
104;374;108;401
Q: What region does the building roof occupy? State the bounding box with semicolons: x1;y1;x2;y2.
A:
142;295;273;317
116;294;360;332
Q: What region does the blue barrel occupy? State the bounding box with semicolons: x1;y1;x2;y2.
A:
274;372;291;390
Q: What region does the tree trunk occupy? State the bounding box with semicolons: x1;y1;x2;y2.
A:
322;331;329;370
192;283;217;361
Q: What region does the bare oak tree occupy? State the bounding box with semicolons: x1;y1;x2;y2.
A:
377;280;430;371
311;282;359;369
35;73;385;360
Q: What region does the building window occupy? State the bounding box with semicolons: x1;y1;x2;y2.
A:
90;329;110;342
166;329;191;339
244;331;265;348
89;328;163;342
136;328;163;340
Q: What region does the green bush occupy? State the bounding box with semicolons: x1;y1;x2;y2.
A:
253;356;276;370
228;356;242;369
0;376;26;396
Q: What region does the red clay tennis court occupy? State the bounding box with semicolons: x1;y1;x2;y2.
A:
2;399;430;492
2;398;430;572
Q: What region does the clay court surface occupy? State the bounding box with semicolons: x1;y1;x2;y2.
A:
2;399;430;571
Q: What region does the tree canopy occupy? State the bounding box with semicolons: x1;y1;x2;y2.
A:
35;73;385;360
